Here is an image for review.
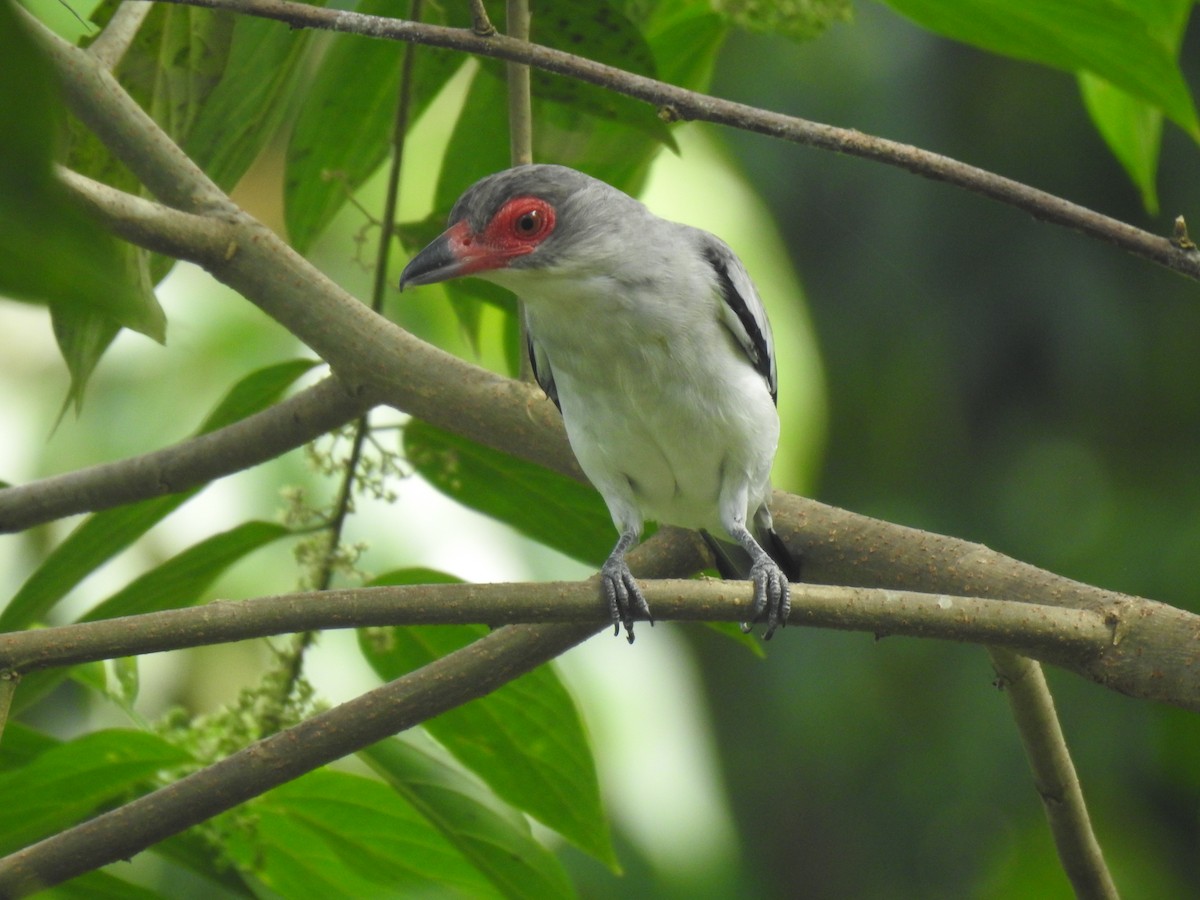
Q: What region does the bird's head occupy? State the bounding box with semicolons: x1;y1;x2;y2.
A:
399;165;642;291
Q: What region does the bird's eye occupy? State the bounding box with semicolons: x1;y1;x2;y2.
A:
514;208;544;236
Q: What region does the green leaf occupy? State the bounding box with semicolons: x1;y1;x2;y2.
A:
198;358;321;432
285;0;464;253
640;3;729;92
404;420;615;567
361;739;577;899
1079;74;1163;214
226;769;504;899
0;6;165;343
359;570;616;868
0;495;192;632
42;870;166;900
184;10;318;193
882;0;1200;139
82;521;292;622
1074;0;1190;214
0;729;190;856
716;0;853;41
476;0;674;149
0;360;319;631
111;5;234;143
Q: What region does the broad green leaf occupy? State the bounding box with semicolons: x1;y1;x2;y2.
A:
225;769;503;899
185;10;319;192
882;0;1200;139
50;305;122;418
285;0;464;253
82;521;292;621
197;358;321;432
112;5;233;142
361;739;577;899
42;870;165;900
640;4;729;92
1079;74;1163;214
0;495;194;632
0;360;319;631
0;723;59;772
456;0;674;149
359;569;616;865
0;729;190;856
404;420;614;567
1075;0;1190;214
0;6;164;341
716;0;853;41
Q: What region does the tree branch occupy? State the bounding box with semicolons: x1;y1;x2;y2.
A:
1;559;1196;711
0;620;602;896
0;529;699;895
0;374;373;532
146;0;1200;282
990;648;1119;900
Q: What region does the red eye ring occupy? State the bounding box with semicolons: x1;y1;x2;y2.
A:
485;196;556;250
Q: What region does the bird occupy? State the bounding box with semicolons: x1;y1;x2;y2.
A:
399;164;798;642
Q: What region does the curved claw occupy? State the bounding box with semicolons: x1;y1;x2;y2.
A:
600;557;653;643
742;558;791;640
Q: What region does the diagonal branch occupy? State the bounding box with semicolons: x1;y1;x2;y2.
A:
0;373;372;532
145;0;1200;282
990;648;1119;900
0;620;602;896
0;531;699;896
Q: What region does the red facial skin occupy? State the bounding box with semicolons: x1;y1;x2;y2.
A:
447;196;557;275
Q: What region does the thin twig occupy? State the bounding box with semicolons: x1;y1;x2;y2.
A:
505;0;532;167
139;0;1200;282
504;0;534;378
990;649;1120;899
87;0;153;69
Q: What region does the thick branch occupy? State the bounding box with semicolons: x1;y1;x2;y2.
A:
771;492;1200;710
148;0;1200;282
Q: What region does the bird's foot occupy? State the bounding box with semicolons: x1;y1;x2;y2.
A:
599;556;654;643
739;557;791;640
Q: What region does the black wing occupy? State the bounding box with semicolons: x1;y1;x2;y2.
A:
700;238;778;405
525;322;560;412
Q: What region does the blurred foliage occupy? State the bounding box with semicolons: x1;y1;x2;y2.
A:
1;0;1199;896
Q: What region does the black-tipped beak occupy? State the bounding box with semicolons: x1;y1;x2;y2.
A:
399;223;469;290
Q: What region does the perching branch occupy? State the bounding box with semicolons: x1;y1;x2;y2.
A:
145;0;1200;283
0;553;1196;711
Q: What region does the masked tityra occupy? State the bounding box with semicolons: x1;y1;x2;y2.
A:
400;164;797;641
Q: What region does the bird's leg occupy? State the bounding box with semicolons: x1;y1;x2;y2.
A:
599;528;653;643
727;523;791;640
